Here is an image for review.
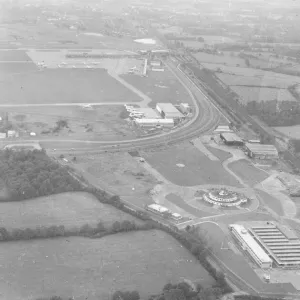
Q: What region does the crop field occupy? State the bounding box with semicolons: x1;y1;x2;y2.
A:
0;67;142;105
143;143;241;187
228;159;269;186
255;189;284;216
193;52;247;67
0;192;142;230
230;86;296;104
121;68;192;106
4;105;137;141
71;152;157;207
0;230;215;300
273;125;300;139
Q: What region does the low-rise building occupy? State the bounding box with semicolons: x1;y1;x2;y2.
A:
156;103;184;120
220;132;244;146
0;132;6;139
7;130;19;138
146;204;169;214
245;143;278;160
179;103;191;114
135;118;174;128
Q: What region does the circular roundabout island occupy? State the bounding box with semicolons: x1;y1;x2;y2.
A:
203;188;248;207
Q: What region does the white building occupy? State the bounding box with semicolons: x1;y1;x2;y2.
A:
0;132;6;139
146;204;169;214
229;224;273;269
156;103;184;119
179;103;190;114
7;130;19;138
137;108;161;119
135;118;174;128
150;60;161;67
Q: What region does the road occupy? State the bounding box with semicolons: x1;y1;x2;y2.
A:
2;58;221;153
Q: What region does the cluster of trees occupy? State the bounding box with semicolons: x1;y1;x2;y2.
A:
0;220;151;242
0;149;82;201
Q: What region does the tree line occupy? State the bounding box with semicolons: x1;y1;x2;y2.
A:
0;149;82;201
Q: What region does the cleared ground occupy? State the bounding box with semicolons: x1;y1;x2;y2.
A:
255;189;284;216
193;52;247;67
121;68;192;106
0;68;142;104
143;143;241;187
4;105;137;141
228;159;269;186
70;152;157;207
274;125;300;139
0;230;215;300
0;50;31;61
0;192;142;230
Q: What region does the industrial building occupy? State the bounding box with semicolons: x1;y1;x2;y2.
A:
214;125;232;133
245;143;278;160
136;108;162;119
250;222;300;268
135;118;174;128
156;103;184;120
229;224;273;269
146;204;169;214
150;60;162;67
220;132;244;146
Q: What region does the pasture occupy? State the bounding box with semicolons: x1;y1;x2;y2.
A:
121;68;192;106
228;159;269;186
0;192;142;230
143;143;242;187
193;52;247;67
0;50;31;61
0;230;215;300
273;125;300;139
230;86;296;104
0;68;142;104
255;189;284;216
5;105;137;141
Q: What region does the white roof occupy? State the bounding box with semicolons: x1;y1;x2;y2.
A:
156;103;184;118
245;143;278;156
137;108;161;119
135;118;174;124
148;204;169;213
230;224;272;264
172;213;181;217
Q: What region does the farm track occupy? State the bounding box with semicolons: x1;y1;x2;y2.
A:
6;59;221;154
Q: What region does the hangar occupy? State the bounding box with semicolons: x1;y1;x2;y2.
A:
245;143;278;160
156;103;184;120
220;132;244;146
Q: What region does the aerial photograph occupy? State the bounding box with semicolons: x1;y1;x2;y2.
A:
1;0;300;299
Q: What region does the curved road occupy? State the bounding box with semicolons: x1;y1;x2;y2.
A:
3;59;221;153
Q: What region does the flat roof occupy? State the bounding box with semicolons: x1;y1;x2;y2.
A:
221;132;243;143
147;204;169;213
137;108;161;119
135;118;174;124
245;143;278;156
156;103;184;117
230;224;272;264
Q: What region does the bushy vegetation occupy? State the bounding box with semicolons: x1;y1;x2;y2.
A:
0;149;81;201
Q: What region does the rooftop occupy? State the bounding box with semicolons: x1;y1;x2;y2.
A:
221;132;243;143
137;108;161;119
147;204;169;213
245;143;278;156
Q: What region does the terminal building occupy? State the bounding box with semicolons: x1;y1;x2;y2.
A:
220;132;244;146
250;223;300;268
245;143;278;160
229;224;273;269
156;103;184;120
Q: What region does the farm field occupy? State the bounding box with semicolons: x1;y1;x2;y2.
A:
0;192;142;230
228;159;269;186
70;152;157;206
206;146;232;162
0;230;215;300
0;50;32;61
255;189;284;216
0;68;142;105
165;193;214;218
4;105;137;141
230;86;296;104
121;68;192;106
193;52;247;67
273;125;300;139
143;143;242;187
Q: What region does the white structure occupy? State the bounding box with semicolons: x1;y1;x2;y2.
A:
147;204;169;214
156;103;184;119
30;132;36;136
229;224;273;269
180;103;190;114
7;130;18;138
135;118;174;128
150;60;161;67
0;132;6;139
171;213;182;220
214;125;232;133
137;108;161;119
143;59;148;76
152;68;165;72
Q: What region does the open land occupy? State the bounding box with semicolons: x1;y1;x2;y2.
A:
142;143;242;187
3;105;137;141
193;52;247;67
255;189;284;216
273;125;300;139
121;68;192;107
228;159;269;186
0;230;215;300
70;152;157;207
0;192;143;230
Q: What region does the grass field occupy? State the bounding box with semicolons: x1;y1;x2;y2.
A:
121;68;192;106
255;189;284;216
143;143;241;187
4;105;137;141
0;68;142;104
193;52;247;67
273;125;300;139
206;146;232;162
0;192;142;230
165;193;214;218
230;86;296;104
0;50;31;61
228;159;269;186
0;230;215;300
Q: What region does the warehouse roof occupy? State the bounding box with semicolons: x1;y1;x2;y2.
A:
220;132;243;143
230;224;272;264
147;204;169;213
245;143;278;156
135;118;174;124
137;108;161;119
156;103;184;118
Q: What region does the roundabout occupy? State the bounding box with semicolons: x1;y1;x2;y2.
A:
203;188;248;207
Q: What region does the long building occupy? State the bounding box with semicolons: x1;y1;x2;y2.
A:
135;118;174;128
250;222;300;268
220;132;244;146
156;103;184;120
245;143;278;160
229;224;273;269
